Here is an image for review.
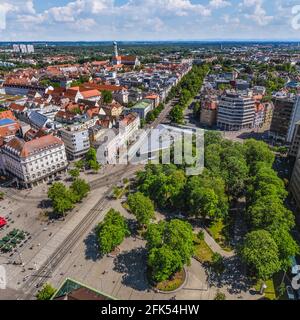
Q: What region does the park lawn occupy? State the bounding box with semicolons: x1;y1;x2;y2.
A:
255;279;276;300
207;219;233;252
156;270;185;292
194;238;214;263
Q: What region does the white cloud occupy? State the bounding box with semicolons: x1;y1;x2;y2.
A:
209;0;231;9
72;18;97;31
0;0;297;41
3;0;35;14
241;0;273;26
223;14;240;24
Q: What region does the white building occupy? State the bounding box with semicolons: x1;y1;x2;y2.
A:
0;135;68;188
287;95;300;143
95;113;140;164
59;126;90;160
217;91;255;131
12;44;35;54
119;113;141;145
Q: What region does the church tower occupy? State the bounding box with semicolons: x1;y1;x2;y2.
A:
113;41;118;57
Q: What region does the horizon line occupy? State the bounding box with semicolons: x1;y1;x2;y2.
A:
1;39;300;43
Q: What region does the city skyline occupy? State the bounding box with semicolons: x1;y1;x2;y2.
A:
1;0;300;41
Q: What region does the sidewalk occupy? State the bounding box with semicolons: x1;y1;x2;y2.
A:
195;227;235;258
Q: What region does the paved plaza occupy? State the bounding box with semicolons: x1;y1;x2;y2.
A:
0;168;260;300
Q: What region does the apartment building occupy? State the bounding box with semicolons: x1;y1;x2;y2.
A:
0;135;67;188
263;101;274;128
289;121;300;157
290;148;300;211
269;96;297;143
126;99;154;120
59;126;90;160
200;100;217;127
217;91;255;131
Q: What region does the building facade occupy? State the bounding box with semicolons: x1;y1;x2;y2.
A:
270;97;296;143
59;126;90;160
200;100;217;127
290;148;300;212
127;99;153;120
217;92;255;131
289;121;300;158
0;135;67;188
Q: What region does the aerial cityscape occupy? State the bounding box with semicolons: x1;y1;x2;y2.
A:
0;0;300;305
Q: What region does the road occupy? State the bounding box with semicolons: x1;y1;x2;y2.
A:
17;98;177;300
19;165;141;299
147;98;176;129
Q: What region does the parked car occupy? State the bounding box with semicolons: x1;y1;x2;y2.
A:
0;217;7;228
286;286;296;300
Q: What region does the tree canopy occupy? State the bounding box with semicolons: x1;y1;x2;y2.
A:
240;230;281;281
36;283;56;300
146;219;194;282
127;192;155;227
96;209;129;254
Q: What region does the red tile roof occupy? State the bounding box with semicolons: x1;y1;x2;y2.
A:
0;110;16;121
0;122;20;138
84;83;126;92
8;103;26;112
81;89;101;99
5;135;63;157
120;113;138;126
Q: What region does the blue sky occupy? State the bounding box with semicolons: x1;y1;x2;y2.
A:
0;0;300;41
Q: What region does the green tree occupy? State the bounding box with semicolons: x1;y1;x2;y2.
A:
127;192;155;227
148;245;183;282
240;230;281;280
146;220;194;267
223;156;249;199
36;283;56;300
86;147;99;170
204;131;222;148
248;163;287;203
193;101;201;117
52;196;75;216
247;196;295;231
86;147;96;160
146;111;155;123
185;172;229;219
112;186;123;199
89;160;101;173
74;160;85;171
244;139;275;171
96;209;129;254
187;186;219;220
204;143;222;174
214;291;226;300
268;227;299;271
169;105;184;124
48;183;75;216
71;179;90;201
138;167;186;210
102;90;113;104
69;168;80;180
